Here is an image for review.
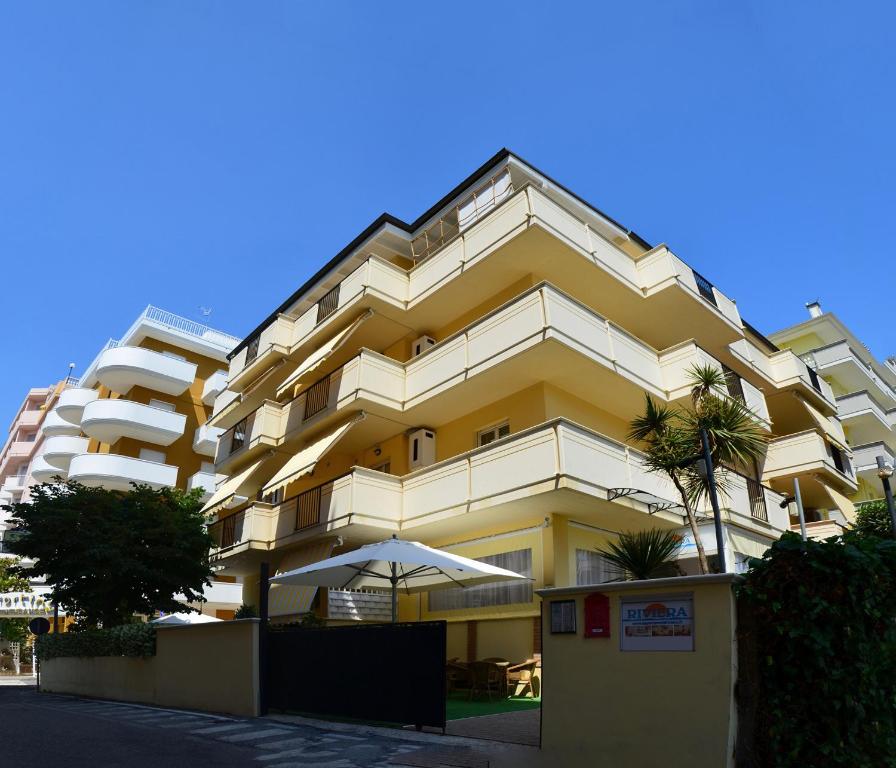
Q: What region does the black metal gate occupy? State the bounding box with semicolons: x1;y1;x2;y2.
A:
266;621;446;729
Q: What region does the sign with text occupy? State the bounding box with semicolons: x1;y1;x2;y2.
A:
620;595;694;651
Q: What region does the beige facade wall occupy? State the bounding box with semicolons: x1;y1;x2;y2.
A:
41;620;259;717
539;576;738;768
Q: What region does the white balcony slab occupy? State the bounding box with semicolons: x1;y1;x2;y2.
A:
41;409;82;437
202;370;229;406
42;436;90;471
29;455;61;484
193;424;224;457
80;399;186;446
95;346;197;396
187;470;218;500
67;453;178;491
763;430;856;490
55;388;99;425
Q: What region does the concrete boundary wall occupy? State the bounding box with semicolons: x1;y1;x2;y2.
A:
538;574;739;768
41;619;259;717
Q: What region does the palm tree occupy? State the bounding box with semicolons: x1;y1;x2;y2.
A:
628;365;768;574
597;529;683;580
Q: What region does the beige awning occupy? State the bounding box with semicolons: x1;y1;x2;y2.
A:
268;539;338;618
261;417;361;496
819;480;856;524
277;311;373;399
201;458;266;516
800;396;849;451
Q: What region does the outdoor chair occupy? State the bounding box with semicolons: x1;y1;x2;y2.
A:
445;659;469;694
468;661;502;701
505;658;538;698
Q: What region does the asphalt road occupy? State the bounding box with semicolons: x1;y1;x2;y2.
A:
0;684;261;767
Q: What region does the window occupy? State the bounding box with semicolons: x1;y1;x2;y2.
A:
575;549;625;585
371;461;391;474
428;549;532;611
138;448;166;464
149;399;176;412
22;432;36;442
230;418;247;454
477;422;510;447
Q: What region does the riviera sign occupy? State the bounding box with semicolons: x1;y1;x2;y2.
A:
0;592;55;617
620;594;694;652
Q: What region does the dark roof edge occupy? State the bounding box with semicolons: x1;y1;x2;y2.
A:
742;320;780;353
230;148;652;358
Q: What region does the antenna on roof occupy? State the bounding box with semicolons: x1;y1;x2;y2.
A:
199;306;212;318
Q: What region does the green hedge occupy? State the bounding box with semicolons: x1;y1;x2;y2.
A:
37;624;156;661
738;532;896;767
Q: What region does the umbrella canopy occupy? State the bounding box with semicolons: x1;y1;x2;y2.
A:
151;612;222;626
270;536;530;622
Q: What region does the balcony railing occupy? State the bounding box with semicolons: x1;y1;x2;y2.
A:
303;375;331;421
316;284;340;324
745;476;768;521
211;511;245;549
691;270;718;307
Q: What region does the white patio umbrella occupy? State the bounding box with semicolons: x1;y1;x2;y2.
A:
270;535;530;622
151;612;223;626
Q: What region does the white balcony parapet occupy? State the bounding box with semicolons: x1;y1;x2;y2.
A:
29;455;60;484
220;284;769;455
193;424;224;457
80;399;187;447
1;476;28;493
806;341;896;407
227;183;746;389
41;410;82;437
68;453;178;491
852;442;895;479
210;419;788;560
55;388;99;426
763;430;856;488
187;470;219;501
94;346;197;396
42;436;90;471
202;370;229;406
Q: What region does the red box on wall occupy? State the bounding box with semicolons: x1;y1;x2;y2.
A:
584;592;610;639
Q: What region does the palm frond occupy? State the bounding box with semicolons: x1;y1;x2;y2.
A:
687;364;728;407
597;529;683;580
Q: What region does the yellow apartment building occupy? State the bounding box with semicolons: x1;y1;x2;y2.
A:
203;149;855;657
771;301;896;516
33;306;245;618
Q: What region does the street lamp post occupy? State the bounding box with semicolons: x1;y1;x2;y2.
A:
876;456;896;539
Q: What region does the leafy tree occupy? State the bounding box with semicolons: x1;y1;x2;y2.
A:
629;365;768;574
3;480;213;628
596;529;682;580
854;500;893;538
0;557;31;644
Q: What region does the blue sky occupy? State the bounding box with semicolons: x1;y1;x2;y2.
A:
1;2;893;428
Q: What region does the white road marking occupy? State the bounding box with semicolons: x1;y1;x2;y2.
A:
220;727;295;742
191;722;256;735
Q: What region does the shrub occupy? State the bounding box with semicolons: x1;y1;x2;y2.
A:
737;532;896;766
37;623;156;661
854;499;893;538
234;604;257;619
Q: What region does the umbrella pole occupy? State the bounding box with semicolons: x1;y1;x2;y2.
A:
390;561;398;623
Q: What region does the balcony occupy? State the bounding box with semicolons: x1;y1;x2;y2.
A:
193;424;224;457
41;409;82;437
29;455;59;484
94;346;197;396
7;442;36;459
226;315;294;393
763;430;857;490
209;419;787;574
42;436;90;471
187;469;218;501
805;341;896;408
55;387;99;425
17;410;42;428
1;475;28;494
227;182;749;398
80;399;187;446
202;370;229;406
214;401;283;472
68;453;178;491
798;519;847;540
851;442;895;486
836;391;895;446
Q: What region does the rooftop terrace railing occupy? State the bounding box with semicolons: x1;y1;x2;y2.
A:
143;305;242;347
